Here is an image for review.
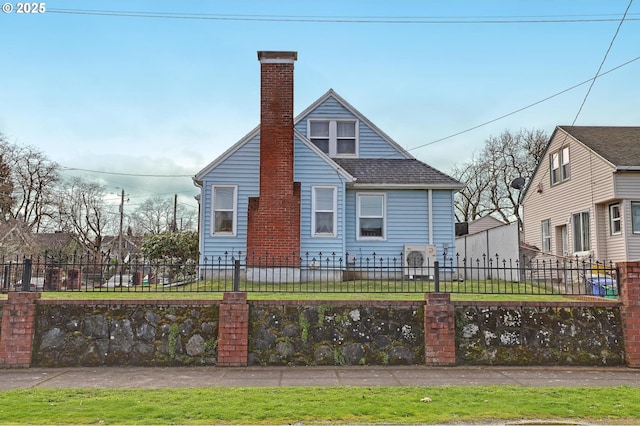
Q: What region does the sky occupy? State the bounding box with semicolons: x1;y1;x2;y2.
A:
1;0;639;217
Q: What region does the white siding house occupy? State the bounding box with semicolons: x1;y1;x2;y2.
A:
521;126;640;264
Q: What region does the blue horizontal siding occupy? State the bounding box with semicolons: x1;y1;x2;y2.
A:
295;96;405;159
344;189;456;261
199;136;260;261
295;137;347;257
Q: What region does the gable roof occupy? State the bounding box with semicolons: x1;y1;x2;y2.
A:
296;89;414;160
522;125;640;200
334;158;463;189
194;89;415;183
559;126;640;170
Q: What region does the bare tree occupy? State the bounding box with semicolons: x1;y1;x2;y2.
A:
130;195;196;235
0;152;13;221
55;177;115;256
0;137;60;231
452;129;548;224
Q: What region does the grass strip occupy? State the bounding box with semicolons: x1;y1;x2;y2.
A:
0;386;638;425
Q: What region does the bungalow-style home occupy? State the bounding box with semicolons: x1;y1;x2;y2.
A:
193;51;463;277
521;126;640;263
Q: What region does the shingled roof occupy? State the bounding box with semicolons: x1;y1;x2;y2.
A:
560;126;640;168
334;158;463;188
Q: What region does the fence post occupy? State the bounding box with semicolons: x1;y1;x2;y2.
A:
434;260;440;293
2;265;9;292
21;258;32;292
233;259;240;292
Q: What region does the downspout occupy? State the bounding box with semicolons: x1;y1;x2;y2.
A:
428;189;433;244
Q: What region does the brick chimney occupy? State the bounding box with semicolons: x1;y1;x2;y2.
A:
246;51;301;265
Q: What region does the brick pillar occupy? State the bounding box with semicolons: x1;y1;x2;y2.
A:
618;261;640;368
217;292;249;367
424;293;456;366
0;292;41;368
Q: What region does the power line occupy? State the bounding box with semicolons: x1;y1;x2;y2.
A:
405;55;640;154
46;8;640;24
569;0;634;127
61;167;192;178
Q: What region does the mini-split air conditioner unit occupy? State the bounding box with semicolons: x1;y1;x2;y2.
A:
404;244;437;278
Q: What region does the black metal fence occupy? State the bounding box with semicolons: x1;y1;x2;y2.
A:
0;251;619;297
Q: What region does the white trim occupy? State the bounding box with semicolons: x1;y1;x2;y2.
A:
211;184;238;236
609;203;622;235
294;129;355;181
350;183;464;190
311;186;337;237
307;118;359;158
356;192;386;241
259;58;296;64
295;89;413;159
428;189;433;244
571;210;590;253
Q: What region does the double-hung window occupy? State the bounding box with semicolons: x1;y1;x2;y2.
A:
357;193;385;239
632;202;640;234
212;185;237;235
309;119;357;157
541;219;551;252
609;203;621;235
312;186;336;236
550;146;570;185
572;211;590;253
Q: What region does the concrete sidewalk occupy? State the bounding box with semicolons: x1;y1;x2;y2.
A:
1;366;639;390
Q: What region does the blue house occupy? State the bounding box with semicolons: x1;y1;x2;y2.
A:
193;51;462;276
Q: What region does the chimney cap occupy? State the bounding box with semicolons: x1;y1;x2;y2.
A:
258;51;298;63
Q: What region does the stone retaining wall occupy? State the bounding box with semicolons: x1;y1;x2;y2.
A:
249;301;424;366
33;301;220;367
0;296;629;367
455;302;625;365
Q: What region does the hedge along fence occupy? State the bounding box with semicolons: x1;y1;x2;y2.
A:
0;296;624;368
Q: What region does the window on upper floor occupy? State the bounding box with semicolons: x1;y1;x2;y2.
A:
550;146;570;186
312;186;336;237
572;211;590;253
632;202;640;234
357;193;385;239
541;219;551;252
211;185;237;235
308;119;357;157
609;203;621;235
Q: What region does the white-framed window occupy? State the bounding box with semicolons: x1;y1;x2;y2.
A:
572;211;590;253
308;119;357;157
541;219;551;252
312;186;336;237
632;202;640;234
550;146;570;185
357;193;385;239
609;203;621;235
211;185;237;236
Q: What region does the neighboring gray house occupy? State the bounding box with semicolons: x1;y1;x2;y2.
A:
193;51;463;271
521;126;640;263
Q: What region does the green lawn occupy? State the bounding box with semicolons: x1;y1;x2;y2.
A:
0;386;638;425
0;289;574;302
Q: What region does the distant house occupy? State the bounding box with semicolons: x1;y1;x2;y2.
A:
32;232;78;255
521;126;640;263
193;51;463;273
465;216;506;236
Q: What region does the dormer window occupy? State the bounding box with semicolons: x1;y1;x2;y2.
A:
309;119;357;157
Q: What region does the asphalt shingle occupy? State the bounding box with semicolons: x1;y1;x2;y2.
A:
333;158;462;186
560;126;640;168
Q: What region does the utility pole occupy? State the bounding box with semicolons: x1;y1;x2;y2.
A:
119;189;125;260
173;193;178;232
119;189;124;281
